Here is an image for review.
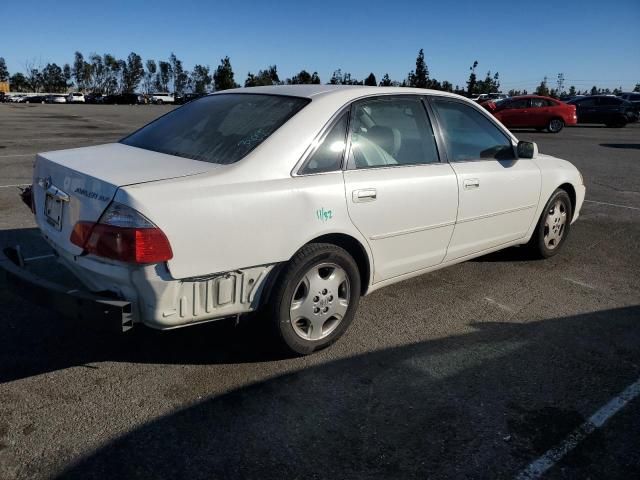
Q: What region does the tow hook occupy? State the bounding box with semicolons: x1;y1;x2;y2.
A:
19;185;34;213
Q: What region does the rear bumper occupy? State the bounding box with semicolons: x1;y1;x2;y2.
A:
0;246;133;333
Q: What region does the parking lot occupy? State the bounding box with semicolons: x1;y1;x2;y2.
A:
0;103;639;479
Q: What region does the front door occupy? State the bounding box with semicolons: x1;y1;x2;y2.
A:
343;96;458;282
497;97;530;128
429;97;541;261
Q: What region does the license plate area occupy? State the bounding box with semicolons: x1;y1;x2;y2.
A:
45;192;64;230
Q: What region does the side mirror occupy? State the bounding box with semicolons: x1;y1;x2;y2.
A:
517;140;538;159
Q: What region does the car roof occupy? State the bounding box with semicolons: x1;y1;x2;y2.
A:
213;84;463;101
510;95;556;100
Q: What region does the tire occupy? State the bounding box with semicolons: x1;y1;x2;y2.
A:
528;189;572;258
547;118;564;133
267;243;361;355
156;99;163;105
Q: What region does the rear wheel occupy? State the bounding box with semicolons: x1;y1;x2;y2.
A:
547;118;564;133
268;243;361;355
156;99;164;105
528;189;572;258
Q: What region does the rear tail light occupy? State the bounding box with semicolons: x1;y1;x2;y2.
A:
70;202;173;264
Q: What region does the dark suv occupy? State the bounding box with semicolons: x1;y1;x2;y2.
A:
618;92;640;112
567;96;638;127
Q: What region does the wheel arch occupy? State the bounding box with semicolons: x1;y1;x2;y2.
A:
255;232;373;312
307;233;372;296
558;182;576;214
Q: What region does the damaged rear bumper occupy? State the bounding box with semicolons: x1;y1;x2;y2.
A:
1;246;133;332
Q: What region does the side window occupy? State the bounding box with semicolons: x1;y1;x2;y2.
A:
578;98;596;107
347;97;439;169
599;97;622;106
531;98;548;108
508;98;529;109
431;99;514;162
300;113;348;175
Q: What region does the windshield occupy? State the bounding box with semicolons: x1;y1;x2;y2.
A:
121;93;310;165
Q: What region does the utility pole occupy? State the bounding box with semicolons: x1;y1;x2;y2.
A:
557;73;565;96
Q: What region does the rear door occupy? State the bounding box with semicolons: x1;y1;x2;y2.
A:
342;95;458;282
574;97;597;123
429;97;541;260
529;97;552;127
597;96;625;123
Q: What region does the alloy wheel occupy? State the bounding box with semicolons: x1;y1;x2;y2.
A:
289;263;350;341
549;119;564;132
544;200;567;249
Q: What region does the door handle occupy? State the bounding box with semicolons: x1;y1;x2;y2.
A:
463;179;480;189
352;188;377;202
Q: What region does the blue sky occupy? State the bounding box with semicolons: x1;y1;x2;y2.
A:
3;0;639;92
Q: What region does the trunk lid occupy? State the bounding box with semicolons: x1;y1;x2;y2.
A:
32;143;215;255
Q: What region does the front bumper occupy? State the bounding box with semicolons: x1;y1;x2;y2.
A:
1;246;133;333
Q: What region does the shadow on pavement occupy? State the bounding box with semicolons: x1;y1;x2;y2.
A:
2;229;640;478
38;306;640;480
600;143;640;150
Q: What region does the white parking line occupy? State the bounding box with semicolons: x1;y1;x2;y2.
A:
0;153;34;158
484;297;515;313
515;376;640;480
563;278;596;290
75;116;138;128
584;199;640;211
0;183;30;189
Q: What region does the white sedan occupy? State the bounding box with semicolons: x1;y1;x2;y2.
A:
2;85;585;355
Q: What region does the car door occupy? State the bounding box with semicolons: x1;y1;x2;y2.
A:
342;96;458;282
428;97;541;261
529;97;552;127
496;98;530;128
574;98;597;123
597;96;624;123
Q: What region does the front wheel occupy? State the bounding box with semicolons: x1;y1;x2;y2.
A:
528;189;572;258
268;243;361;355
547;118;564;133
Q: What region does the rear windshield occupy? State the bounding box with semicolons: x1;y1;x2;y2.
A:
121;93;310;165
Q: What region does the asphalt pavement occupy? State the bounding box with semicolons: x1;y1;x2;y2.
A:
0;103;639;479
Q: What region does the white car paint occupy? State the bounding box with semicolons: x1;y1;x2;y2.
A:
31;85;585;330
150;92;175;104
67;92;85;103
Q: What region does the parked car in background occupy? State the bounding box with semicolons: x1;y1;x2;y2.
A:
85;93;105;104
102;93;141;105
3;86;585;355
487;93;508;102
471;93;508;103
45;95;67;104
567;95;638;127
149;92;175;104
175;92;206;105
67;92;86;103
470;94;490;103
24;95;46;104
618;92;640;112
483;95;577;133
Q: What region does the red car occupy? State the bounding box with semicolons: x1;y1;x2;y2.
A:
483;95;577;133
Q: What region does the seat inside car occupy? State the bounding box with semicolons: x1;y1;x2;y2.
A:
353;126;401;168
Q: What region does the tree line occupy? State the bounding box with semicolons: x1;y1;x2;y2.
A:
1;51;638;97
